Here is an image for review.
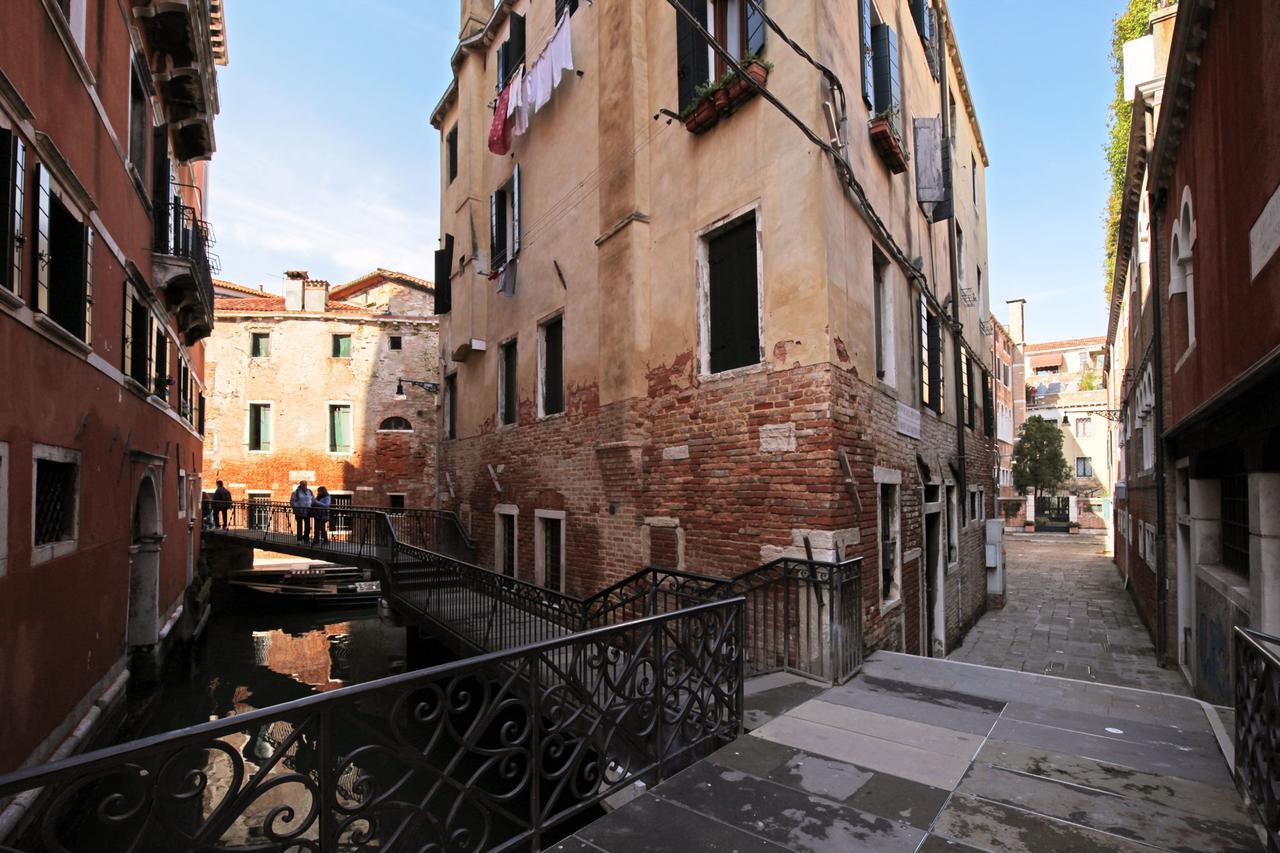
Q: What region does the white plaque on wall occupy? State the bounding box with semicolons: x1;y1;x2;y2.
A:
897;402;922;440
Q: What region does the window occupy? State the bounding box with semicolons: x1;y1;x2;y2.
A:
982;368;993;435
128;62;149;169
0;127;25;297
177;470;187;517
969;488;985;522
154;328;169;398
389;335;402;351
956;224;966;287
490;167;521;270
435;233;454;315
703;212;761;374
499;338;518;426
873;247;892;381
1002;362;1010;387
555;0;580;20
34;166;94;343
495;12;525;85
332;334;352;358
909;0;937;76
388;493;406;511
961;349;974;428
446;125;458;184
859;0;875;106
444;373;457;440
945;484;958;563
329;493;353;533
675;0;765;111
919;297;944;414
971;154;978;205
248;403;271;452
32;445;79;563
329;404;353;453
539;315;564;417
250;332;270;358
1170;191;1196;351
535;509;566;593
1075;417;1092;438
123;287;151;386
1222;474;1249;575
495;506;518;577
0;441;9;577
870;23;902;139
246;491;271;531
378;416;412;432
878;482;900;604
1076;457;1094;478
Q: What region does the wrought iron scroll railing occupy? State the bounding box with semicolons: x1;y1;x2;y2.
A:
207;502;862;685
1235;626;1280;852
0;600;743;852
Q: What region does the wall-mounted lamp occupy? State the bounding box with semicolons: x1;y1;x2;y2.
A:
396;378;439;400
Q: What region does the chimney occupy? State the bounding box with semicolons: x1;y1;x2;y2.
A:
283;270;307;312
1007;299;1026;347
303;279;330;313
1150;4;1179;75
460;0;490;38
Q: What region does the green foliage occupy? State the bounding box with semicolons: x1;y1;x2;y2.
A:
1012;415;1073;497
1103;0;1157;305
1079;369;1101;391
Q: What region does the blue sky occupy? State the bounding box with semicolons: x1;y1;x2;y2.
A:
211;1;1122;342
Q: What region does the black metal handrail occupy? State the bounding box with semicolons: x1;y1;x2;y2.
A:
1235;626;1280;851
154;199;215;327
0;599;744;852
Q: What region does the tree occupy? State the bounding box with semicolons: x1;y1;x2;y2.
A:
1079;369;1101;391
1012;415;1072;497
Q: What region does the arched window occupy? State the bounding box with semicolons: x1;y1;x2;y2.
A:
378;416;412;432
1170;188;1196;350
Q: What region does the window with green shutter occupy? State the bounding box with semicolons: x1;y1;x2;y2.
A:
248;403;271;452
329;404;353;453
251;332;270;358
332;334;351;358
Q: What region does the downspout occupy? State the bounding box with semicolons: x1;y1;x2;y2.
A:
1149;186;1169;664
940;39;967;526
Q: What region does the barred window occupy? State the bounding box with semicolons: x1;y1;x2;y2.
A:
34;457;77;547
1222;474;1250;575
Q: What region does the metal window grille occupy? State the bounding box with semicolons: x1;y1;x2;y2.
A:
544;517;563;593
330;494;353;533
1222;474;1250;575
502;513;516;576
34;459;76;545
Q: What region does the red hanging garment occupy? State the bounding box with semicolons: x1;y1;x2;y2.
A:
488;83;513;156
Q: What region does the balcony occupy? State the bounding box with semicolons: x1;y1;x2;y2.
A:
153;200;218;344
132;0;222;161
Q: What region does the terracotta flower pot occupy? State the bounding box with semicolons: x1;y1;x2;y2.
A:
745;60;770;87
711;87;732;115
1023;523;1035;533
726;75;749;105
683;98;719;134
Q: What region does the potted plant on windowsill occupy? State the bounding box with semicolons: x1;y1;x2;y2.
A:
868;106;909;174
724;54;773;108
682;81;721;134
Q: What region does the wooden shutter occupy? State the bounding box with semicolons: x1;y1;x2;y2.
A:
872;25;901;128
859;0;873;107
707;216;760;374
123;285;133;378
512;166;521;256
675;0;709;113
0;129;12;294
33;163;50;313
491;188;508;266
745;0;766;57
83;225;93;344
151;125;170;246
913;117;945;205
509;13;526;67
496;41;510;88
543;316;564;415
9;135;24;297
434;232;454;314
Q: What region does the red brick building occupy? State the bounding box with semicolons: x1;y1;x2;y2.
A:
202;270;438;513
1109;0;1280;702
0;0;226;772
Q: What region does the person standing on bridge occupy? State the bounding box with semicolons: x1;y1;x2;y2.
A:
290;481;313;542
211;480;232;529
312;486;331;545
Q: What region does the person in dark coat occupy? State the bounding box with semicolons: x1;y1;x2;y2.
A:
312;487;332;545
212;480;232;529
290;481;313;542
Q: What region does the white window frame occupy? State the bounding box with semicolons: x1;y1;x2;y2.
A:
497;336;518;429
537;313;564;420
696;203;764;378
249;330;271;359
177;469;187;517
327;401;355;455
494;503;519;576
874;467;902;612
31;443;80;565
534;509;567;591
0;441;8;577
1169;187;1197;353
874;250;896;387
246;401;273;453
331;333;353;359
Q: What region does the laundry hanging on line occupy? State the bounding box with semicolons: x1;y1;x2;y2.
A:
518;13;574;133
488;81;513;155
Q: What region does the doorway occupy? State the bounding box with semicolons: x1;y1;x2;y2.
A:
128;472;163;648
924;509;943;657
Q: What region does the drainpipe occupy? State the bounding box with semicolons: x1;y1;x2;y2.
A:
940;40;967;526
1149;186;1169;664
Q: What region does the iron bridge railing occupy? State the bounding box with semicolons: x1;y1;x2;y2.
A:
1235;626;1280;852
0;599;743;852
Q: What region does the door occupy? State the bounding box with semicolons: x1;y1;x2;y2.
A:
924;509;943;657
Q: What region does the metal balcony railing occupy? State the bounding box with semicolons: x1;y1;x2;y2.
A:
1235;626;1280;851
0;599;743;852
154;199;216;337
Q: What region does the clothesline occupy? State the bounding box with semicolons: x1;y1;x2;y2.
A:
490;11;575;155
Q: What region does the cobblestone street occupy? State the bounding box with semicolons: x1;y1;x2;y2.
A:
948;534;1191;696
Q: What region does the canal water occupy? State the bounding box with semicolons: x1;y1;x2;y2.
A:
123;588;422;739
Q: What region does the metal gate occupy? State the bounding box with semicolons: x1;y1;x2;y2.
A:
1035;496;1070;530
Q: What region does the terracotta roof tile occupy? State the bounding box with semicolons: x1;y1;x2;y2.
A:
1024;336;1107;353
214;296;366;314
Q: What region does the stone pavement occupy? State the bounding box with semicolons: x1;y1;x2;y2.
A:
556;655;1260;852
947;534;1190;695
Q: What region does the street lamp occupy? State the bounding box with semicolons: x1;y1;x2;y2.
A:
395;377;439;400
394;377;444;513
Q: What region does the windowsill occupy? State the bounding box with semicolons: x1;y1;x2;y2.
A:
880;595;902;616
1174;341;1197;373
700;361;766;383
0;286;23;310
247;449;273;455
33;314;91;357
376;430;414;434
876;377;898;398
498;422;518;432
31;538;78;566
537;411;566;423
327;451;354;456
123;377;150;399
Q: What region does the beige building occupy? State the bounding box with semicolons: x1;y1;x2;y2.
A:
1023;335;1111;496
430;0;995;656
203;269;438;511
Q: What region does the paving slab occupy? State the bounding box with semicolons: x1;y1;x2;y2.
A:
651;761;927;853
820;680;999;736
574;792;789;853
955;761;1261;852
788;700;985;760
744;679;830;730
1000;699;1222;755
932;793;1155;852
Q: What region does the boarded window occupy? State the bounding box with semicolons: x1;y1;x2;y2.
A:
706;213;760;374
499;339;518;426
434;233;454;314
871;24;901;136
329;404;353;452
35;458;77;546
540;315;564;417
248;403;271;451
250;332;270;358
332;334;351;358
650;526;679;568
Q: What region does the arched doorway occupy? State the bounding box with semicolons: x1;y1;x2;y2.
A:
128;472;163;648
